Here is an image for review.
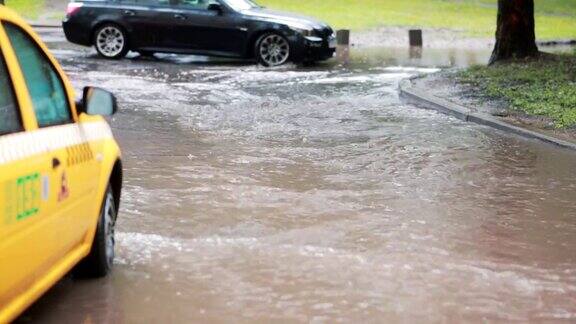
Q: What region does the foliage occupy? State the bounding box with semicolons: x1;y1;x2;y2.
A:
458;54;576;128
6;0;45;19
258;0;576;39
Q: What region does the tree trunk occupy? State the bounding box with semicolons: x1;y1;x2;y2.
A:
489;0;539;64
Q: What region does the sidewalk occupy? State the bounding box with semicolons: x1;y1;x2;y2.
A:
400;71;576;151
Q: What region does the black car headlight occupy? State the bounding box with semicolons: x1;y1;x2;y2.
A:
304;36;323;44
291;27;314;37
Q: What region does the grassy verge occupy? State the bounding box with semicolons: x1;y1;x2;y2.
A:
258;0;576;39
458;54;576;128
7;0;576;38
6;0;45;19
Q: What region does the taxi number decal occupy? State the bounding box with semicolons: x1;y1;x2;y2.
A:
3;174;49;224
15;173;41;221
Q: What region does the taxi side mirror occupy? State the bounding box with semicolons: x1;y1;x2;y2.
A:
78;87;118;116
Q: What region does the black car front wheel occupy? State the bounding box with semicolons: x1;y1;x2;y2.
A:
256;32;290;67
94;24;129;59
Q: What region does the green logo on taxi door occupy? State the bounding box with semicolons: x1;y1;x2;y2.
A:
3;172;43;224
16;173;41;221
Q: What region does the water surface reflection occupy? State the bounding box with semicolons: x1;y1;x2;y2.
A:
17;30;576;323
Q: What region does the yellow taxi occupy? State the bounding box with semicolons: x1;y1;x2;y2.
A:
0;5;122;322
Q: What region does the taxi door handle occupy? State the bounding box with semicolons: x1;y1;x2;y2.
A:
124;10;136;16
52;157;61;169
174;14;187;20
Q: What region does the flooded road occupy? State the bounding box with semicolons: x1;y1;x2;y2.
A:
18;29;576;322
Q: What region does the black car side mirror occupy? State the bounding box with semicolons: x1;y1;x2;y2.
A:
207;3;223;14
77;87;118;116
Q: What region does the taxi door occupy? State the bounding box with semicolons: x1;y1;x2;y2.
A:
2;22;101;251
0;25;59;313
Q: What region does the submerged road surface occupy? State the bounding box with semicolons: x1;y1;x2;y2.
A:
18;29;576;322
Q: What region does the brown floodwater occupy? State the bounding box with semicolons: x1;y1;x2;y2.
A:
16;30;576;323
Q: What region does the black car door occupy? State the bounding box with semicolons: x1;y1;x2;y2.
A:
114;0;173;49
170;0;248;56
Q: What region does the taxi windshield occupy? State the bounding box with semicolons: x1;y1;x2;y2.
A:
222;0;260;11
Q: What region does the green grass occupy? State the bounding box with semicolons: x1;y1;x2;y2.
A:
258;0;576;39
6;0;45;19
458;54;576;128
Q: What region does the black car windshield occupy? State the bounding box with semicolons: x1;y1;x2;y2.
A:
222;0;260;11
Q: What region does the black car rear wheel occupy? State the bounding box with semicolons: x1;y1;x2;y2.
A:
255;33;290;67
94;24;129;59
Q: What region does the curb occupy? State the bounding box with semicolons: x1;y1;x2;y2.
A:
399;78;576;151
28;22;60;29
537;39;576;46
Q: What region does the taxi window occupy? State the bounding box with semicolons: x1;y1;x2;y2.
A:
0;53;22;135
4;23;72;128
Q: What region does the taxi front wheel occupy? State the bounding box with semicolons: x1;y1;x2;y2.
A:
73;186;117;278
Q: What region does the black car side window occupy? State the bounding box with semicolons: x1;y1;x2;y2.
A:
174;0;211;10
136;0;172;5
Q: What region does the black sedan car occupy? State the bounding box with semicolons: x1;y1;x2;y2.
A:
63;0;336;66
